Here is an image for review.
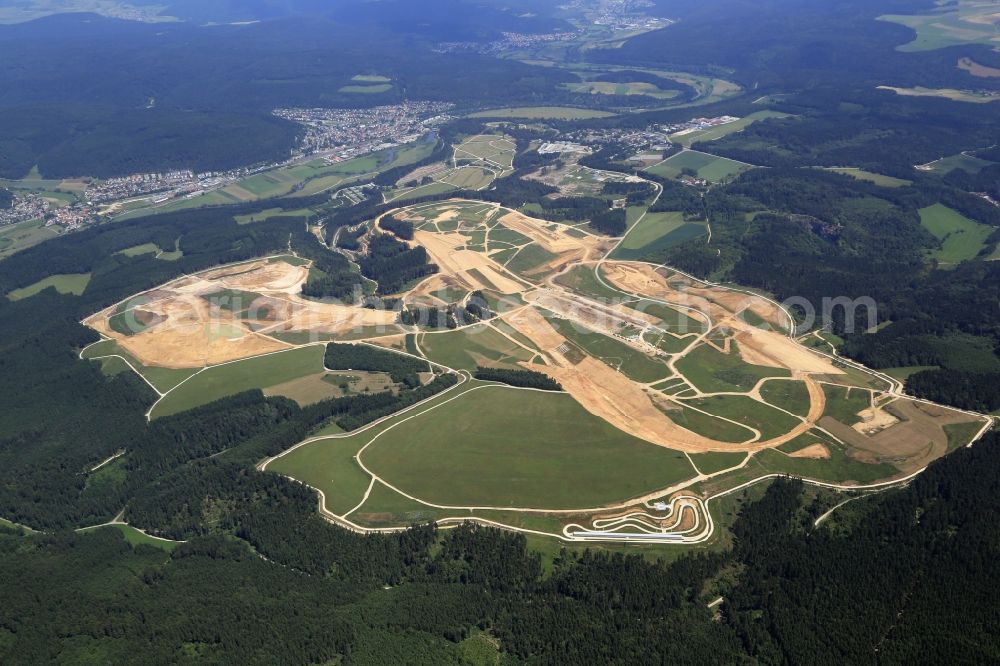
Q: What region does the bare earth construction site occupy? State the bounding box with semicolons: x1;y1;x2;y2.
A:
82;198;992;545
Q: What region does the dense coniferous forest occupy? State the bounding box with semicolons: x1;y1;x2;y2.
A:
380;216;415;240
905;369;1000;412
0;106;302;179
3;0;1000;660
0;11;595;178
473;367;562;391
4;426;1000;662
399;305;457;329
359;233;437;295
589;208;627;236
325;342;429;386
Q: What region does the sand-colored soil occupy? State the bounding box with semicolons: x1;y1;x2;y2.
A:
88;200;978;480
88;291;291;368
503;303;825;453
529;290;659;332
958;57;1000;78
788;443;831;459
853;405;900;435
498;211;592;255
413;230;524;295
434;209;460;223
498;210;612;278
821;398;980;474
502;306;568;351
603;262;841;376
86;259;400;368
734;328;841;375
473;265;525;295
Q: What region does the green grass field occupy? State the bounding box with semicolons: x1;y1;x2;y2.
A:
150;345;324;419
547;316;672;383
338;84;393;94
759;442;898;484
82;339;198;393
625;300;705;334
467;106;615;120
923;152;996;174
234;207;314;225
7;273;90;300
563;80;680;99
688;451;748;475
821;384;870;425
919;203;994;265
613;211;708;260
107;524;180;551
362;386;696;508
826;168;912;188
944;420;987;452
270;379;485;512
664;402;756;443
686;395;802;441
759;379;812;417
386;181;457;203
879;5;1000;52
440;166;495;190
675;343;789;393
270;434;374;514
116;242;160;257
505;243;558;275
420;325;535;372
554;265;625;301
350;483;456;527
645;150;752;183
0;217;62;258
678;111;791;147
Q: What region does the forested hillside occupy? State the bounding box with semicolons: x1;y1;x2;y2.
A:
2;0;1000;660
3;421;1000;662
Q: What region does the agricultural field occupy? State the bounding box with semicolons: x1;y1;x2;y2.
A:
116;139;436;220
384;135;514;203
0;217;62;259
825;168;912;188
919;203;995;265
645;150;753;183
361;386;696;508
877;85;1000;103
677;110;792;147
879;2;1000;52
612;211;708;260
918;152;997;174
467;106;616;120
563;80;681;100
7;272;90;300
338;84;393;94
234;207;314;225
150;345;325;418
418;324;537;372
93;191;989;545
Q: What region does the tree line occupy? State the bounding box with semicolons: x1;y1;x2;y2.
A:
324;342;429;386
474;367;562;391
